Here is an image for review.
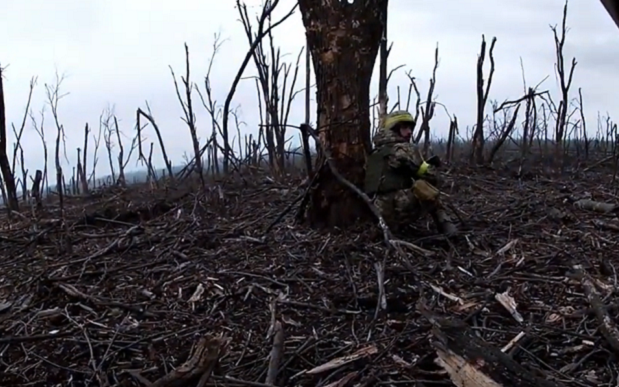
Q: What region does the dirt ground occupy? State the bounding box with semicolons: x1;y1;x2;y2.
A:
1;163;619;386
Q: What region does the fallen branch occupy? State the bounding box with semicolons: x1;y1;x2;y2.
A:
373;261;387;319
592;219;619;232
305;345;378;375
501;331;526;353
573;264;619;355
265;320;285;385
418;305;565;387
390;239;435;257
128;335;226;387
582;155;613;172
574;199;616;213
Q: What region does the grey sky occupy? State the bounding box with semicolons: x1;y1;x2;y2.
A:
1;0;618;177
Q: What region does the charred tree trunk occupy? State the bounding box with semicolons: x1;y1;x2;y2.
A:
0;66;19;211
299;0;387;227
31;169;43;211
601;0;619;30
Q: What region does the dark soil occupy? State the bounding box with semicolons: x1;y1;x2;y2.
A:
1;165;619;386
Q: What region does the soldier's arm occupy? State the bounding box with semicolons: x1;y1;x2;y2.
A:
385;144;420;174
387;143;438;179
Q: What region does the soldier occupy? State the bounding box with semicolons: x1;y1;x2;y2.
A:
364;110;458;236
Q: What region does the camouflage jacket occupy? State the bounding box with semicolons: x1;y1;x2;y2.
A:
364;129;432;195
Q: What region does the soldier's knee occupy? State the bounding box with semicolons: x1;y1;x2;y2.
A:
392;189;415;208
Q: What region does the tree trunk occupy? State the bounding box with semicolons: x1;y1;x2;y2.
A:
0;66;19;211
299;0;387;228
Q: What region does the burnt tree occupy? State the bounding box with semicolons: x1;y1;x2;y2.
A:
0;65;19;211
299;0;388;227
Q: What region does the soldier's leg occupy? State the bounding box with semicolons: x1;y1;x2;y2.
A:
431;201;458;236
373;193;398;229
412;180;458;236
392;190;421;226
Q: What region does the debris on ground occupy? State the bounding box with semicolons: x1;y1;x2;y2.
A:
1;166;619;386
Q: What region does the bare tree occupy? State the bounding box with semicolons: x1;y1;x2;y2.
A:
102;108;117;182
471;35;497;164
196;33;225;176
403;72;422;135
239;3;305;174
31;169;43;211
45;71;69;214
301;40;313;177
146;142;157;185
487;84;548;166
551;0;577;160
219;0;296;173
78;123;89;194
578;88;589;159
413;45;439;155
113;116;138;187
486;103;521;164
377;10;389;117
30;107;48;197
519;87;539;170
136;104;173;178
445;115;458;163
0;65;21;211
113;117;125;186
298;0;388;227
12;124;28;200
89;114;104;187
170;43;203;181
11;76;36;201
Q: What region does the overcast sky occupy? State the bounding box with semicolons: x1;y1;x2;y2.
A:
1;0;618;177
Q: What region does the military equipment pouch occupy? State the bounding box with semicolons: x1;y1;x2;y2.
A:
412;179;440;202
364;146;413;195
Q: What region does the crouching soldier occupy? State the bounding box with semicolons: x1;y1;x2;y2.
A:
364;110;458;236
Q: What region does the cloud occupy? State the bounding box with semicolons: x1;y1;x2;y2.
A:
1;0;618;177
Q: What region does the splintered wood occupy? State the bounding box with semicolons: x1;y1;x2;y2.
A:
421;308;566;387
304;345;378;375
495;238;518;256
435;345;503;387
573;264;619;355
428;283;464;305
127;335;227;387
500;331;526;353
494;290;524;323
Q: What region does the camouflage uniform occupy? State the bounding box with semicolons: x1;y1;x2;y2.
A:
364;111;457;235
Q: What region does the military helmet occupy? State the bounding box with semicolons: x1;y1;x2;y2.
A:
381;110;415;131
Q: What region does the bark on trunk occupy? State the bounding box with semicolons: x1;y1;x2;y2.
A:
601;0;619;30
299;0;387;227
0;66;19;211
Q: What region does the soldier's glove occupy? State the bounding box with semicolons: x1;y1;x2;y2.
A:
417;161;431;176
416;155;441;177
426;155;442;167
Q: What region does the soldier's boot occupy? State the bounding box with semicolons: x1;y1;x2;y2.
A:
431;208;458;236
